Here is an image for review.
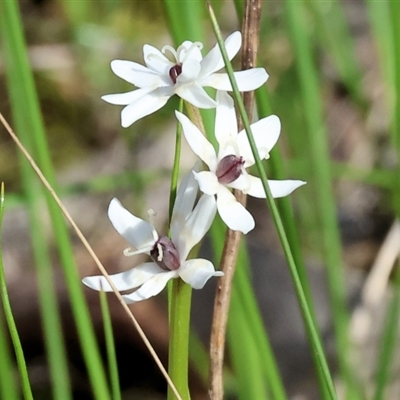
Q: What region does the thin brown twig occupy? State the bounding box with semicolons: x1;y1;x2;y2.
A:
208;1;262;399
0;112;183;400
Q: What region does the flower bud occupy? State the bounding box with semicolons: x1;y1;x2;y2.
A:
150;236;181;271
216;155;245;184
169;64;182;84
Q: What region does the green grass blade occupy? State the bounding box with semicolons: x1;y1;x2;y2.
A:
228;291;268;399
373;272;400;400
257;81;330;400
208;4;337;399
99;290;121;400
305;0;365;108
0;1;111;398
232;245;287;400
0;191;19;400
0;184;34;400
366;0;394;141
0;314;19;400
283;2;357;397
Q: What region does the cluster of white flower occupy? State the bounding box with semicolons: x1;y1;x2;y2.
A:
83;31;305;302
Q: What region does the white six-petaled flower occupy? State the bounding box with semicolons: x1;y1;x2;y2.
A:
175;91;306;234
102;31;268;127
82;169;223;303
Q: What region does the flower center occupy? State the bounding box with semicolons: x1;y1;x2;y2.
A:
162;42;203;84
216;155;245;184
169;64;182;84
150;235;181;271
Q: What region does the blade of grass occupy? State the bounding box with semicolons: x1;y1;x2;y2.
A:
227;289;268;399
232;244;287;400
373;269;400;400
0;193;19;400
365;0;395;145
305;0;365;109
0;184;34;400
234;4;327;397
373;3;400;397
0;2;111;398
99;289;121;400
208;3;338;399
283;2;360;398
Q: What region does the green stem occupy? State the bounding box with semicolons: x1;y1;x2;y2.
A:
167;99;191;400
207;4;337;399
168;280;192;400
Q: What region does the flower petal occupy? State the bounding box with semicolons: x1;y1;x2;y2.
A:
171;165;199;241
120;91;170;127
216;186;255;234
108;198;155;250
175;82;217;108
227;170;252;193
172;166;199;220
199;31;242;78
82;262;163;292
175;111;218;170
178;41;203;63
242;175;307;198
110;60;165;88
215;91;237;146
122;270;178;303
174;194;217;261
193;170;220;195
143;44;172;75
202;68;268;91
237;115;281;167
101;86;154;106
177;59;201;83
179;259;223;289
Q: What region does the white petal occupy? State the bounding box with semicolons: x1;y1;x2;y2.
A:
228;170;252;193
237;115;281;167
201;68;268;91
172;167;199;222
245;176;307;198
143;44;172;75
82;262;163;292
175;82;217;108
175;111;218;170
122;270;177;303
171;166;199;242
108;198;155;250
215;91;237;146
177;59;201;83
193;170;220;195
110;60;164;88
216;186;255;234
178;41;203;63
121;91;170;127
179;259;223;289
101;86;154;106
199;31;242;78
174;194;217;261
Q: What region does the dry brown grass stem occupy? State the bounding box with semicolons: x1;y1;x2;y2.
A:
0;112;183;400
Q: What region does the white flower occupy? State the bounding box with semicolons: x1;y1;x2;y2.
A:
175;91;306;234
102;31;268;127
82;169;222;303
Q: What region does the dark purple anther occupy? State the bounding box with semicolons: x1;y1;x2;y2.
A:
150;236;181;271
216;155;245;184
169;64;182;84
